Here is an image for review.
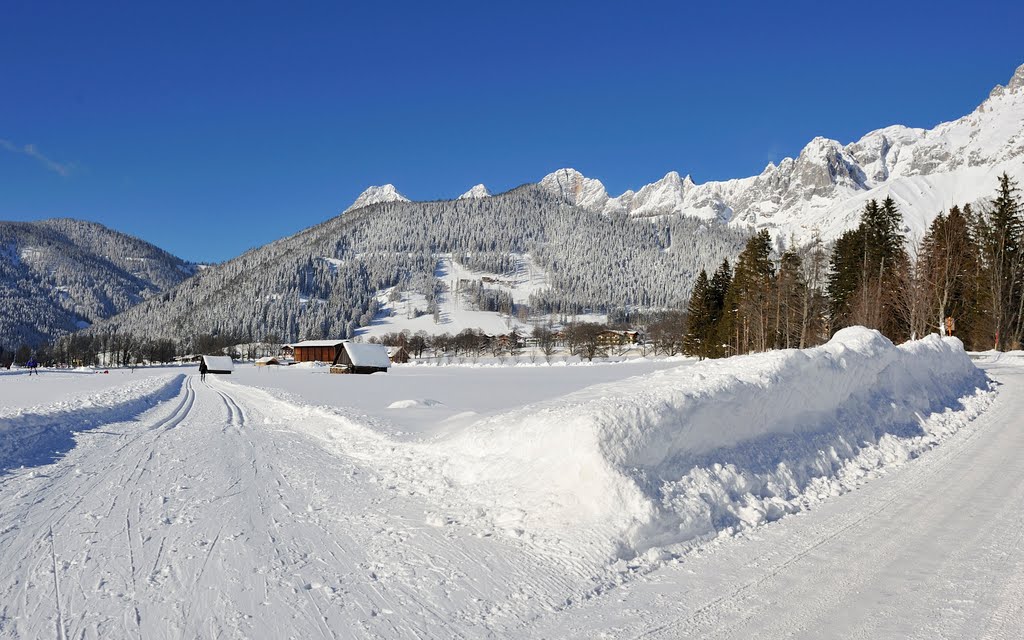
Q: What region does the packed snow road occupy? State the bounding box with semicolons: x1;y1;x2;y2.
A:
531;356;1024;639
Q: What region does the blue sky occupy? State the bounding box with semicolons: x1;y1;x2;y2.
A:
2;0;1022;263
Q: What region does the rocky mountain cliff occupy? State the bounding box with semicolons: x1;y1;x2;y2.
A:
345;64;1024;246
534;63;1024;244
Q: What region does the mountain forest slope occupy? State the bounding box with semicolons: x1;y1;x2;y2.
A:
0;218;195;346
94;186;749;343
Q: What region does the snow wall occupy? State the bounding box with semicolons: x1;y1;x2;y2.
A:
440;327;989;558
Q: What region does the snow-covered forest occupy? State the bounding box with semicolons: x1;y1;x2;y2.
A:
80;186;748;347
681;174;1024;358
0;219;195;346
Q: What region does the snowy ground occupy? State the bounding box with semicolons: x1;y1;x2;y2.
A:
355;253;609;340
0;330;1017;639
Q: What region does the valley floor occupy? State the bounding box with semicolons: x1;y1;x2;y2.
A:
0;350;1019;639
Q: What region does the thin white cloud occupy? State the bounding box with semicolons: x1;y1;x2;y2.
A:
0;139;73;176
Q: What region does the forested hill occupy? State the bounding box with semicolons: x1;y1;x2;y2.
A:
0;218;196;347
93;185;750;344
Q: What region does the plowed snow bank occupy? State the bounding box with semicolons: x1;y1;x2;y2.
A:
0;374;183;473
440;328;989;557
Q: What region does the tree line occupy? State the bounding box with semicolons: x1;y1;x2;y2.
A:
684;174;1024;358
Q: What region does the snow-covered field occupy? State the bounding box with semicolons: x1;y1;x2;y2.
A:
2;329;1018;639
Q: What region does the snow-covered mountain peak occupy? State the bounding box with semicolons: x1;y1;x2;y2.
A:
987;63;1024;99
539;168;611;210
344;184;409;213
798;136;843;159
458;184;491;199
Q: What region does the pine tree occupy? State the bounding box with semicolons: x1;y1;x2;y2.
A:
919;205;977;341
774;249;805;349
708;259;733;357
828;198;908;339
724;230;776;354
683;269;712;359
972;174;1023;348
826;226;865;329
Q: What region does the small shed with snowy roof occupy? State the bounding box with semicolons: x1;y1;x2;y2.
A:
385;345;410;363
330;341;391;374
291;340;346;363
201;355;235;374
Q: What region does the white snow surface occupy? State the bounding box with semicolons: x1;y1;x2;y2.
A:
0;329;1006;638
356;253;558;339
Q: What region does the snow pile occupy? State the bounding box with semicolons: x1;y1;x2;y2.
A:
0;374;183;473
439;328;989;557
388;398;444;409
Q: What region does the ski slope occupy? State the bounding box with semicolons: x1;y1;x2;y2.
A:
0;332;1017;639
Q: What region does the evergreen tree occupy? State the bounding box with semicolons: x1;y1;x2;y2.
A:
972;174;1024;349
918;205;978;341
827;198;908;338
683;269;712;359
708;259;733;357
774;249;806;349
826;226;865;329
723;230;776;354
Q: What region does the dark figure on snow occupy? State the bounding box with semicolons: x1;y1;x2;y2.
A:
199;359;208;381
26;358;39;376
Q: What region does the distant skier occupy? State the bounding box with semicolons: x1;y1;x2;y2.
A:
26;357;39;376
199;358;208;382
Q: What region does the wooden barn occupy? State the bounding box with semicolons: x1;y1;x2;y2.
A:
255;356;280;366
330;341;391;374
290;340;346;363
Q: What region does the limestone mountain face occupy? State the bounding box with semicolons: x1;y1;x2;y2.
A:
531;63;1024;245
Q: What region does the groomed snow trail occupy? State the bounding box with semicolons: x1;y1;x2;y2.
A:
0;375;598;639
530;357;1024;639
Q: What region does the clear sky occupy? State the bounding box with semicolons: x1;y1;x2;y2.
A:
2;0;1022;263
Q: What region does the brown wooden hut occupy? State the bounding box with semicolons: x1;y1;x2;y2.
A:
291;340;345;363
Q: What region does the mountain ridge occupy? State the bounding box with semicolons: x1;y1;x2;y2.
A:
0;218;196;346
342;63;1024;245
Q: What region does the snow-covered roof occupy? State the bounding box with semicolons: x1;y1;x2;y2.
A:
201;355;234;372
255;356;279;364
290;340;346;348
343;342;391;368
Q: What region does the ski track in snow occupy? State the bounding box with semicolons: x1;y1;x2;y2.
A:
0;351;1020;638
0;374;599;639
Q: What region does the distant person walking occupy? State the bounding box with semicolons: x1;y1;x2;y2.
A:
199;358;208;382
26;357;39;376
